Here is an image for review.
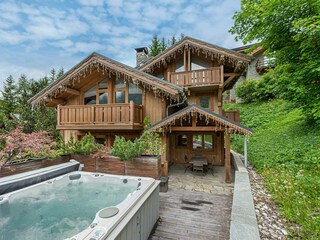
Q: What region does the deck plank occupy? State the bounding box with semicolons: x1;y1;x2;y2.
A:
149;189;232;240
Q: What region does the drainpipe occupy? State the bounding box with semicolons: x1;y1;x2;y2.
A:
166;91;188;117
244;135;248;168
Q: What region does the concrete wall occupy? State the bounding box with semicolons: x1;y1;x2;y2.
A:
230;150;260;240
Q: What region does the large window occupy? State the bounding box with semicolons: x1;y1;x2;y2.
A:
128;82;142;105
192;134;213;150
115;77;126;103
175;58;184;72
84;78;142;105
84;86;96;105
84;79;108;105
191;57;210;70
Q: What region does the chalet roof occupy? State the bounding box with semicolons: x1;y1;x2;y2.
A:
138;36;254;72
232;44;267;57
150;104;253;135
29;52;183;106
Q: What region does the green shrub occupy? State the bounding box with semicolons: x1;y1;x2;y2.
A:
140;117;165;156
235;79;258;103
110;136;145;161
56;133;100;156
110;117;165;161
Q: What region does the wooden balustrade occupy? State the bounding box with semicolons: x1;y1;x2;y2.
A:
223;110;240;123
168;67;222;86
57;102;143;130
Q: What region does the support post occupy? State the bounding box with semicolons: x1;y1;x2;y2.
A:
225;132;231;183
244;135;248;168
130;101;134;125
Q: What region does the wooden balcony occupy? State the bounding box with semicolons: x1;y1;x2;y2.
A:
223;110;240;123
167;67;222;87
256;57;275;74
57;101;143;130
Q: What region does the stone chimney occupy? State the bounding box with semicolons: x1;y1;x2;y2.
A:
135;47;149;67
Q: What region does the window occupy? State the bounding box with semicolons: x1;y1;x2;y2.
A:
128;82;142;105
95;137;106;145
115;77;126;103
175;58;184;72
200;96;210;109
84;86;96;105
84;79;108;105
115;77;126;88
115;91;125;103
99;93;108;104
98;79;108;89
193;134;203;149
204;135;213;150
177;135;188;147
193;134;213;150
191;57;210;70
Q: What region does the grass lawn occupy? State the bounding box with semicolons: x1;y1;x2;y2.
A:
224;99;320;239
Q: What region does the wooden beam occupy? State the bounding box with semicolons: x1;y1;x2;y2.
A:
225;132;231;183
47;98;65;105
223;73;240;89
64;88;80;96
170;126;226;131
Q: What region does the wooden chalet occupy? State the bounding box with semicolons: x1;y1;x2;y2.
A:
29;36;253;182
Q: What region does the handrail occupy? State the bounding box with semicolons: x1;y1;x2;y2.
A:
168;67;222;86
57;102;143;126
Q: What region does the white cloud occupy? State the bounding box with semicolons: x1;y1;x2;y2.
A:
0;0;244;91
77;0;105;6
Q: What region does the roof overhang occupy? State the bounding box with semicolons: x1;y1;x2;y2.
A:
139;36;254;73
150;104;253;135
29;53;183;106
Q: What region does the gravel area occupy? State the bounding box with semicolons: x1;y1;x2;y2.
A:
248;166;290;240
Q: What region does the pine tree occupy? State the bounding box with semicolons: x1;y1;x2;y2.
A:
148;34;161;57
1;75;17;116
160;37;167;52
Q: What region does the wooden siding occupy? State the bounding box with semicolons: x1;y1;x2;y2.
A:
223;110;240;123
168;67;222;87
144;91;164;124
57;102;143;130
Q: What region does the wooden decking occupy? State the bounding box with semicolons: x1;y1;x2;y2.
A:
149;189;232;240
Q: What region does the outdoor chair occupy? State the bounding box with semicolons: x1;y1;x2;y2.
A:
193;161;205;175
184;155;192;172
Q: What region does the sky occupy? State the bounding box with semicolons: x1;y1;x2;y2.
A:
0;0;243;91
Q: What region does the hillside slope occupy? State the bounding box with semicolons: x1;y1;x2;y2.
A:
225;99;320;239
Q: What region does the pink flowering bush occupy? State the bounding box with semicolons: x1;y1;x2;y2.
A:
0;127;56;166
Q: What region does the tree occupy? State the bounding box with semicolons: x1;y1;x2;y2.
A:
148;34;161;57
148;34;185;57
230;0;320;122
1;75;17;116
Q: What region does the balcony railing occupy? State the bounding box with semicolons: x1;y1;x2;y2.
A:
167;67;222;87
223;110;240;123
57;101;143;130
256;57;276;74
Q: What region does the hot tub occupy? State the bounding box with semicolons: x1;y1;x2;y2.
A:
0;171;160;240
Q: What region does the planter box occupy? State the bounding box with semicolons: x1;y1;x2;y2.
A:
125;156;161;179
96;156;125;175
0;156;70;178
70;154;96;172
1;154;162;180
